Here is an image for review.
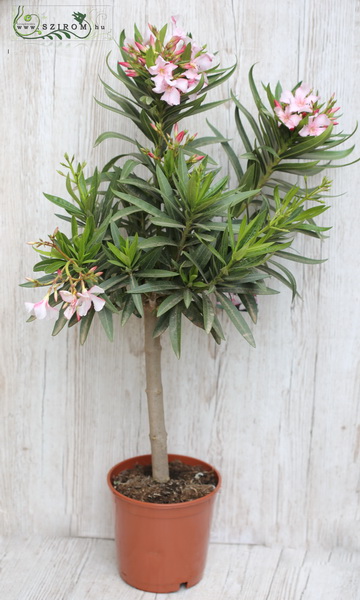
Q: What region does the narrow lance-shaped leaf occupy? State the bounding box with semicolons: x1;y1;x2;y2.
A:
275;250;327;264
169;304;182;358
157;291;184;317
202;293;215;334
129;275;144;316
121;295;136;326
52;309;68;337
238;294;258;324
152;312;170;338
80;309;95;345
98;305;114;341
216;291;256;347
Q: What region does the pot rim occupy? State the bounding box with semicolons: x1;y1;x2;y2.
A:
107;453;222;510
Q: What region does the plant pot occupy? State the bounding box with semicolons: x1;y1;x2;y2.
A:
107;453;221;593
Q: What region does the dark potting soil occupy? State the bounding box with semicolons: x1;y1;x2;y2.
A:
111;460;218;504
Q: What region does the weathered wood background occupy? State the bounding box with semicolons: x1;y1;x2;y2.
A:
1;0;359;550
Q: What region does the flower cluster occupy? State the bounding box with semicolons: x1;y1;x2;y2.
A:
24;234;105;322
25;285;105;321
119;17;215;106
274;84;340;136
59;286;105;320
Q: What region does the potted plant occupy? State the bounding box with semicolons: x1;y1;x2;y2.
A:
23;17;356;593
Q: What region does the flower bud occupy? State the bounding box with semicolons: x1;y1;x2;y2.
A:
135;41;147;52
174;45;186;56
175;130;186;143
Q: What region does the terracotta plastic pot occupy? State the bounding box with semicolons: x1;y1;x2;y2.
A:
107;453;221;593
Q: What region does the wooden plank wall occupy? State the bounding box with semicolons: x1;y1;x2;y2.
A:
1;0;359;549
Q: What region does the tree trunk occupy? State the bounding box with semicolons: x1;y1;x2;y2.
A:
143;301;170;482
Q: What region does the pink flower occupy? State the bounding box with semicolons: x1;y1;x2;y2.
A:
299;113;331;137
76;286;105;317
183;65;201;81
60;286;105;320
148;56;177;86
193;52;214;72
153;77;189;106
170;16;187;41
25;296;58;320
183;53;214;82
59;290;79;320
280;84;318;113
274;104;302;130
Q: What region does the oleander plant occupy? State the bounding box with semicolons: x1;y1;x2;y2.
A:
23;17;356;482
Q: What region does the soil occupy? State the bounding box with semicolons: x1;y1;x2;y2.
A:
111;460;218;504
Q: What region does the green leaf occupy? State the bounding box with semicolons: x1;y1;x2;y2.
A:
136;269;179;278
152;312;170;338
169;305;182;358
33;259;66;274
151;215;184;228
298;145;355;160
98;306;114;341
113;191;183;227
139;109;157;142
138;236;177;249
52;310;68;336
107;242;130;267
121;159;141;179
99;274;129;291
199;241;227;265
232;92;265;149
111;206;143;221
183;289;192;309
156;164;179;219
94;130;137;147
176;150;189;189
43;193;83;217
274;160;320;173
202;293;215;334
121;295;136;326
127;281;181;294
216;291;256;347
207;120;244;181
80;309;95;344
157;291;184;317
238;294;258;324
275;250;327;264
210;313;226;342
129;275;144;316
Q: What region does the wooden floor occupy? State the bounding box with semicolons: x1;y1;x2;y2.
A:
1;537;359;599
